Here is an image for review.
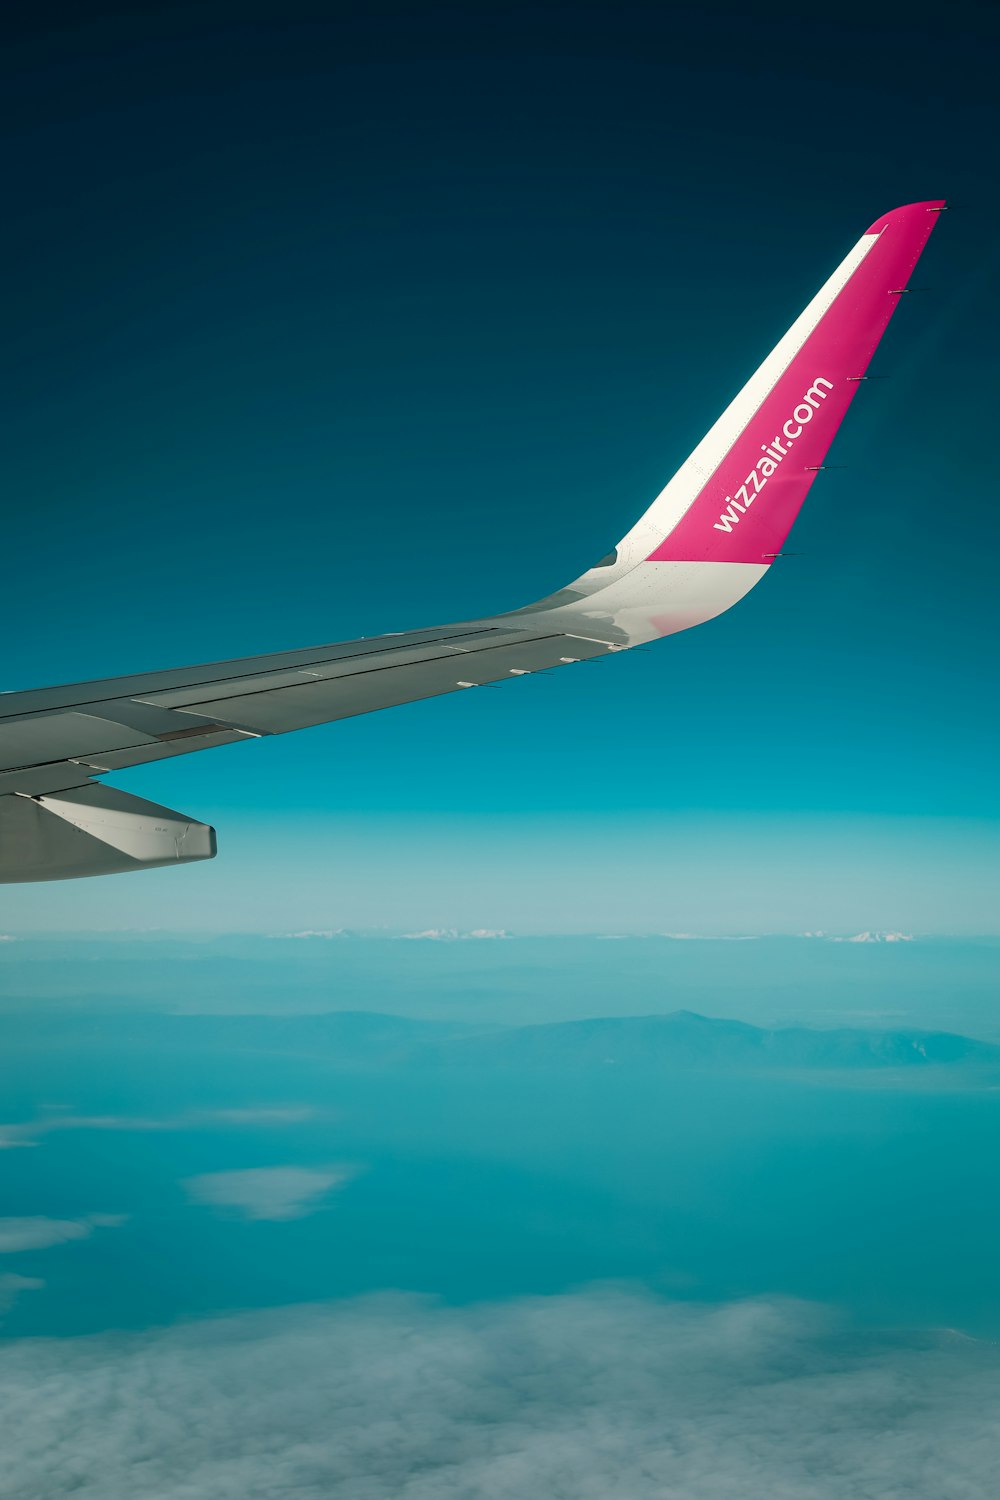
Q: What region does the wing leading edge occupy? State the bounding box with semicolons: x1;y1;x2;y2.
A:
0;201;944;881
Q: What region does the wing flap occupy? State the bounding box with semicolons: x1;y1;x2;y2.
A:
163;632;611;735
131;626;608;714
75;727;251;773
0;625;499;722
0;764;97;796
0;630;614;791
0;711;157;773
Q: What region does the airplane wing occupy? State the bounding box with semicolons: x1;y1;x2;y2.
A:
0;200;945;882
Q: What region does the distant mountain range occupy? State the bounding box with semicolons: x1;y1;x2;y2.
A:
269;930;917;943
6;1007;998;1078
434;1011;998;1070
226;1009;1000;1074
804;931;915;944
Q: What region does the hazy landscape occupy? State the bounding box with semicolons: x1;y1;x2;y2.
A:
0;933;998;1495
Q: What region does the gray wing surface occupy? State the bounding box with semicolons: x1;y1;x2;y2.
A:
0;614;619;882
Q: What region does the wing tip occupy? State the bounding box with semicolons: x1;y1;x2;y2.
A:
864;199;947;236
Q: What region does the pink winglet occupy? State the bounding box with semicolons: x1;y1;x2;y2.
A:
647;201;945;564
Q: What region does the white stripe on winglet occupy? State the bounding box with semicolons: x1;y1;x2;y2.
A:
610;231;880;569
547;560;770;646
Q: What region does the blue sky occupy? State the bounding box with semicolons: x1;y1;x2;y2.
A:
2;1;997;933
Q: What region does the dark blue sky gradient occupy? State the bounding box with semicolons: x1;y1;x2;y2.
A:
2;1;997;930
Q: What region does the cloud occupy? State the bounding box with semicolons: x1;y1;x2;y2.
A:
397;928;462;940
661;932;760;941
831;931;916;944
182;1165;357;1221
198;1107;318;1126
0;1133;34;1151
0;1273;43;1312
0;1214;127;1253
0;1106;319;1149
396;928;511;940
0;1288;997;1499
0;1117;172;1148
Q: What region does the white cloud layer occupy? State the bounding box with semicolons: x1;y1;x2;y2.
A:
0;1106;319;1150
0;1214;126;1253
182;1165;356;1221
0;1288;998;1499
